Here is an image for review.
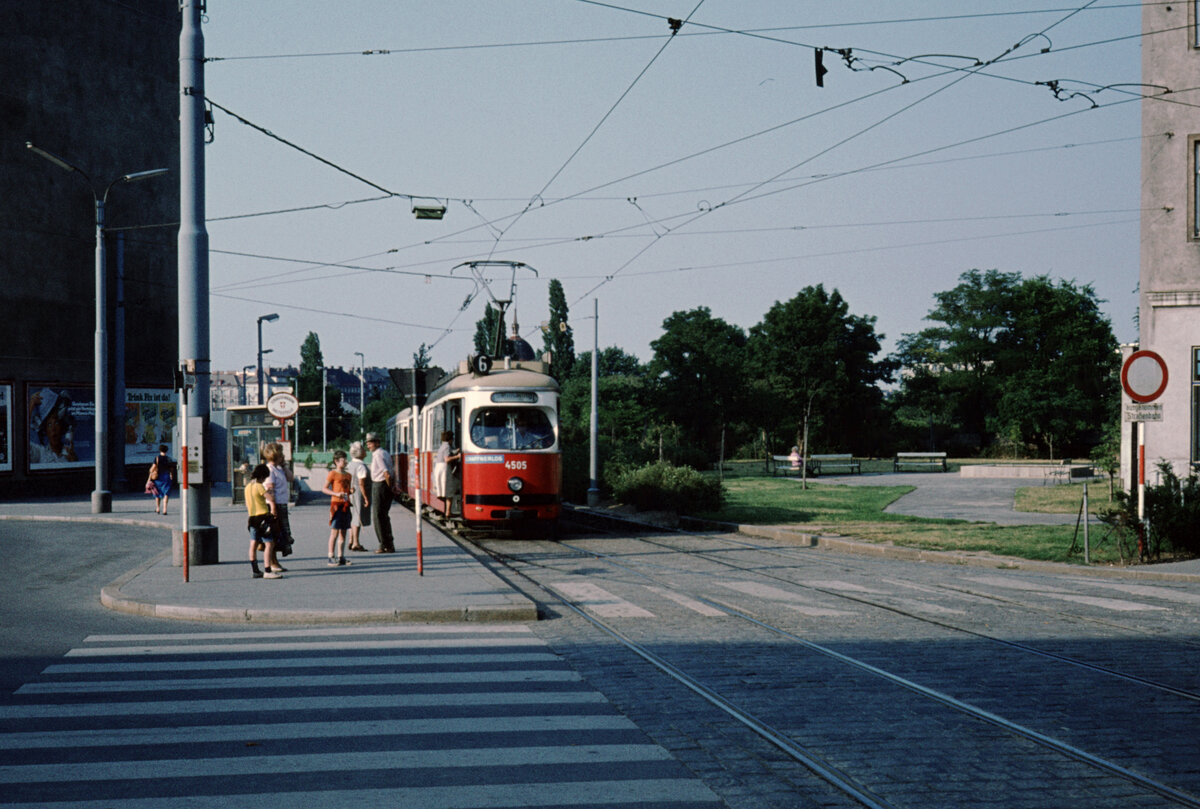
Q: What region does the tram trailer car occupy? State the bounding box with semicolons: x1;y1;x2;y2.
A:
388;358;561;533
384;407;414;498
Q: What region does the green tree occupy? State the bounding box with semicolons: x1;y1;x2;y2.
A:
295;331;344;447
473;303;502;356
542;279;575;380
363;389;406;441
894;269;1119;456
413;343;432;369
746;285;894;457
649;308;747;464
558;347;652;500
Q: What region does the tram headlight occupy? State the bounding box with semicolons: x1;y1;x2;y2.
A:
507;476;524;493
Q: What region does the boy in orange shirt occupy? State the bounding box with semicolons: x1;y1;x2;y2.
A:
321;450;353;566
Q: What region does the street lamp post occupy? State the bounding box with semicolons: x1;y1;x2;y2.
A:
241;364;255;406
354;351;365;438
257;313;279;405
26;142;167;514
588;298;600;507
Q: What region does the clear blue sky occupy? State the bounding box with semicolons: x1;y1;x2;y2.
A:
202;1;1144;376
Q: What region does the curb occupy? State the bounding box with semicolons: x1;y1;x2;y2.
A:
85;515;540;625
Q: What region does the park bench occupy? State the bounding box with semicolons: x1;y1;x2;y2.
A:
1044;459;1075;485
771;455;815;476
808;454;861;475
894;451;948;472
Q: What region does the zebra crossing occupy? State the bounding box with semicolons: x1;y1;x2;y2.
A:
544;576;1180;621
0;625;720;808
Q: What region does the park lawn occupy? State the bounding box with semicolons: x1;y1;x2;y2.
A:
695;477;1124;566
1013;480;1118;513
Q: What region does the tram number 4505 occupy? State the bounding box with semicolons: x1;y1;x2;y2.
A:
505;460;528;470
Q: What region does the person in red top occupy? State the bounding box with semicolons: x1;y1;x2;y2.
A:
321;450;353;566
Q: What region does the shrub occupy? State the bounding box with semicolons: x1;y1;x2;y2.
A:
1145;461;1200;557
1099;461;1200;559
611;461;723;514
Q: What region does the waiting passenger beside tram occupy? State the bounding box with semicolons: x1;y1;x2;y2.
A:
433;430;461;511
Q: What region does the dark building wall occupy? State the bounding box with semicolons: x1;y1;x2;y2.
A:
0;1;180;495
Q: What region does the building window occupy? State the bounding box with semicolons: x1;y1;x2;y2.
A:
1194;138;1200;240
1193;348;1200;464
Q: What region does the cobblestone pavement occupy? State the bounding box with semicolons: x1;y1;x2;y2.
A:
477;527;1200;809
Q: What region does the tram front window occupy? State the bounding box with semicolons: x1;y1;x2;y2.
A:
469;408;553;450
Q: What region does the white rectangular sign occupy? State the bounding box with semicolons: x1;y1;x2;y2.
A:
1123;403;1163;422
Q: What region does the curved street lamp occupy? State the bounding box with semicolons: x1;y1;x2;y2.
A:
26;142;168;514
354;351;365;438
257;313;279;405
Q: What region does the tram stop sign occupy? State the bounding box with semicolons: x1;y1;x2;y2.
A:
1121;350;1168;404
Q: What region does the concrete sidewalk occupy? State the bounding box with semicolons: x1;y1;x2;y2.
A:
0;485;537;624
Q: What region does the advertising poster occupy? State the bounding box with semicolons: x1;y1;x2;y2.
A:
0;384;11;472
125;389;177;465
27;384;94;471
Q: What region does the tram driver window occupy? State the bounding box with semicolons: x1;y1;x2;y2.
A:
469;408;553;450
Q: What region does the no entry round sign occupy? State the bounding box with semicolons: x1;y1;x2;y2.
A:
1121;350;1168;403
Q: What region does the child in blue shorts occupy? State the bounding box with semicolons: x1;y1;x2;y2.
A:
322;450;353;566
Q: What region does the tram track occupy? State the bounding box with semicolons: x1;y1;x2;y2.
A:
453;521;1200;809
555;527;1200;704
564;509;1200;658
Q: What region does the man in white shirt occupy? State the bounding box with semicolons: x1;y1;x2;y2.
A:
365;433;395;553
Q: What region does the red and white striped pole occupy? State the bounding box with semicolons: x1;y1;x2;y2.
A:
413;406;423;576
180;386;189;583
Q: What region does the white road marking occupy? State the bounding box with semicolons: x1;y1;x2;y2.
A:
1043;593;1167;612
548;582;655;617
82;624;536;643
806;579;885;594
0;715;637;751
783;604;856;617
66;636;541;657
43;651;560;675
0;744;672;783
0;691;607;720
0;779;721;808
19;669;581;695
644;586;727;616
1082;582;1200;605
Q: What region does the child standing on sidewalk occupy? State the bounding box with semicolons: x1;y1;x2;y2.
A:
322;450;353;567
245;464;282;579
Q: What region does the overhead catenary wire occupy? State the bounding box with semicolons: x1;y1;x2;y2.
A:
566;0;1114;304
202;7;1153;63
197;1;1149;360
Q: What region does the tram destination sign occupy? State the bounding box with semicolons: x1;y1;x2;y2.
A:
1123;402;1163;422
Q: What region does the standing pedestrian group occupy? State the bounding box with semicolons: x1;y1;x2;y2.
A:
242;438;396;579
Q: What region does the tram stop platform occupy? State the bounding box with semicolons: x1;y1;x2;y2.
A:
0;485;538;624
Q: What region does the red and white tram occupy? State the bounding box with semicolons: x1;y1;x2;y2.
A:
386;356;561;533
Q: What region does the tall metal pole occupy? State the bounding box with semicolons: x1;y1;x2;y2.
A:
354;351;365;438
257;313;278;405
92;194;110;513
178;0;217;560
113;234;127;494
587;298;600;507
321;367;327;451
257;319;265;405
26;143;165;513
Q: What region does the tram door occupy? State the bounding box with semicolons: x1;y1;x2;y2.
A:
446;402;463;517
431;401;463;518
